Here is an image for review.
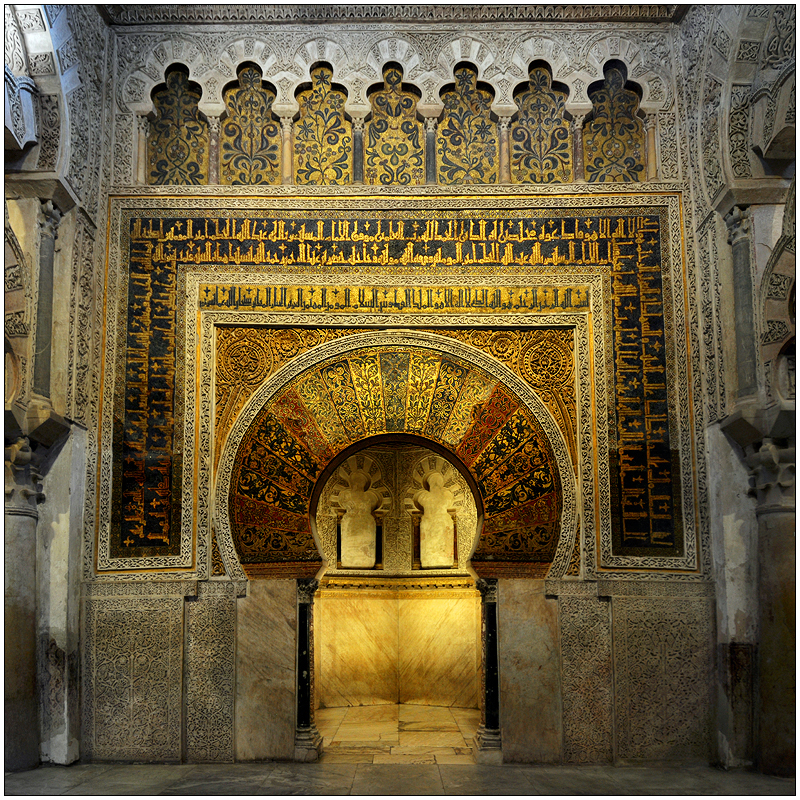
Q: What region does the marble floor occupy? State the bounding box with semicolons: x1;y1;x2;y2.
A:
316;703;480;764
4;761;795;796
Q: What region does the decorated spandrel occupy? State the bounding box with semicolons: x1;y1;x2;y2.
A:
583;66;645;183
510;65;573;183
437;65;498;184
220;66;281;185
365;64;424;186
147;67;209;185
293;65;353;185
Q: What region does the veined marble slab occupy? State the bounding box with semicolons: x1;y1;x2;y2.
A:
235;580;296;761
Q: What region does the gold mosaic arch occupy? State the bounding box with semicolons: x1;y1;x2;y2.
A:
214;330;576;580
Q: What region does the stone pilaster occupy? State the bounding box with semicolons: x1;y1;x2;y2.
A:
281;117;293;185
4;436;45;770
571;115;586;182
725;206;757;400
424;117;437;184
498;116;511;184
294;578;322;762
32;201;61;400
747;439;795;776
207;115;221;185
474;578;502;764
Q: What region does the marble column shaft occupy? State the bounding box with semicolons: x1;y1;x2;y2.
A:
474;578;502;762
572;115;586;182
498;117;511;184
207;116;220;185
352;118;364;184
644;115;658;181
725;206;758;399
4;438;45;771
33;202;61;399
295;579;322;762
281;118;293;185
747;440;795;776
425;117;437;184
136;115;148;184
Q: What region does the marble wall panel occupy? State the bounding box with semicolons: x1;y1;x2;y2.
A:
235;580;296;761
186;583;236;762
82;595;183;761
315;591;399;707
397;591;480;708
498;579;562;763
613;596;714;762
559;595;613;763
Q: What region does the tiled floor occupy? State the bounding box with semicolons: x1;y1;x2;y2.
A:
317;703;480;764
5;761;795;796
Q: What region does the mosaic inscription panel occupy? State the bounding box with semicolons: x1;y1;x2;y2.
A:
108;202;685;573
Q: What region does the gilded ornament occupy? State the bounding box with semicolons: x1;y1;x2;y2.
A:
365;64;425;186
220;66;281;185
147;68;209;185
583;66;645;183
510;64;573;183
437;65;498;184
293;65;353;185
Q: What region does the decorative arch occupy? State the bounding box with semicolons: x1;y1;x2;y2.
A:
215;330;576;581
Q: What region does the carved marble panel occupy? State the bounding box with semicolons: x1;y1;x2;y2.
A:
186;583;236;762
559;595;613;763
613;596;713;761
82;595;183;761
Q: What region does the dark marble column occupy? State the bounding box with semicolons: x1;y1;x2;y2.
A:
725;207;758;400
32;202;61;400
294;578;322;762
746;439;795;776
425;117;437;185
352;117;364;184
474;578;502;763
4;437;45;770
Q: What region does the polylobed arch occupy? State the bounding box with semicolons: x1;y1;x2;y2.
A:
214;329;577;581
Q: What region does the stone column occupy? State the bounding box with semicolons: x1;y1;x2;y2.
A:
644;114;658;181
207;115;221;185
571;115;586;182
32;201;61;400
498;116;511;184
725;207;758;399
294;578;322;762
352;117;364;184
746;439;795;776
424;117;437;185
474;578;502;764
136;115;148;185
5;437;45;770
281;117;294;185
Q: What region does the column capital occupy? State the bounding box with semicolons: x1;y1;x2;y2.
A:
38;200;61;240
206;115;221;135
424;116;438;135
297;578;319;604
746;439;796;514
497;115;512;131
571;113;586;130
4;436;44;516
643;113;657;132
725;205;752;246
136;114;149;135
476;577;498;603
351;116;365;134
280;116;293;132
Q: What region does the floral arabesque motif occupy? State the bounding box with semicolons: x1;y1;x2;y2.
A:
220;66;281;185
437;65;498;184
147;68;209;185
293;65;352;185
365;65;424;186
583;67;644;183
510;65;573;183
